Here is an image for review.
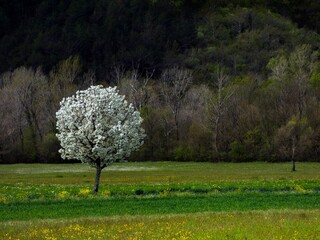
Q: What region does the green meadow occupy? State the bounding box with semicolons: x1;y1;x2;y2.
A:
1;162;320;239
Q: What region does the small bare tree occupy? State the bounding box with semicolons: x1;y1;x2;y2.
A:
268;45;315;170
275;116;312;171
82;69;97;88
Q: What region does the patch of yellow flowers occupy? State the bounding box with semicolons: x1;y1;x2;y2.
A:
2;211;320;240
78;189;91;197
58;191;69;199
2;220;193;240
0;194;8;203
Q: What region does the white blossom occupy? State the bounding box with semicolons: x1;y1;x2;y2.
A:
56;85;145;167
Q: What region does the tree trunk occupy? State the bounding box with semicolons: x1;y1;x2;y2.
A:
291;137;296;172
174;111;180;142
93;164;102;194
292;158;296;172
213;114;220;153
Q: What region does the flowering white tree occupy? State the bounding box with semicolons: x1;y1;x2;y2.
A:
56;85;145;193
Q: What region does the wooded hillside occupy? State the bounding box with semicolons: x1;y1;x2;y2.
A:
1;0;320;163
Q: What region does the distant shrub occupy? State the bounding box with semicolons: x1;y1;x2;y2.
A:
174;146;194;162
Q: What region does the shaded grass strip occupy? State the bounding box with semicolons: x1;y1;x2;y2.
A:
1;192;320;221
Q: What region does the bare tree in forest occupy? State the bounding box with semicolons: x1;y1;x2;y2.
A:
115;67;153;111
183;84;212;158
0;72;20;161
268;45;313;123
209;68;234;152
9;67;49;160
48;56;81;128
184;84;211;125
269;45;316;170
275;116;312;171
161;67;192;141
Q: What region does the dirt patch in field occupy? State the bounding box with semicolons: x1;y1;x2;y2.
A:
13;165;159;174
14;168;89;174
107;166;159;171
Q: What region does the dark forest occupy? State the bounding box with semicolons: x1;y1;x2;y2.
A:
2;0;320;163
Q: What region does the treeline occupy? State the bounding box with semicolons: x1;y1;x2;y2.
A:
2;44;320;163
2;2;320;163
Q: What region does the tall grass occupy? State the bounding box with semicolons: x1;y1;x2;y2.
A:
1;210;320;240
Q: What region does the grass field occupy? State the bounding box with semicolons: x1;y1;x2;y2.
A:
1;162;320;239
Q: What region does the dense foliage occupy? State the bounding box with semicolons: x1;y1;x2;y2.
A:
56;85;145;164
1;0;320;75
2;1;320;163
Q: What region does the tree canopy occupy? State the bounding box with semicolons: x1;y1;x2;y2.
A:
56;85;145;192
